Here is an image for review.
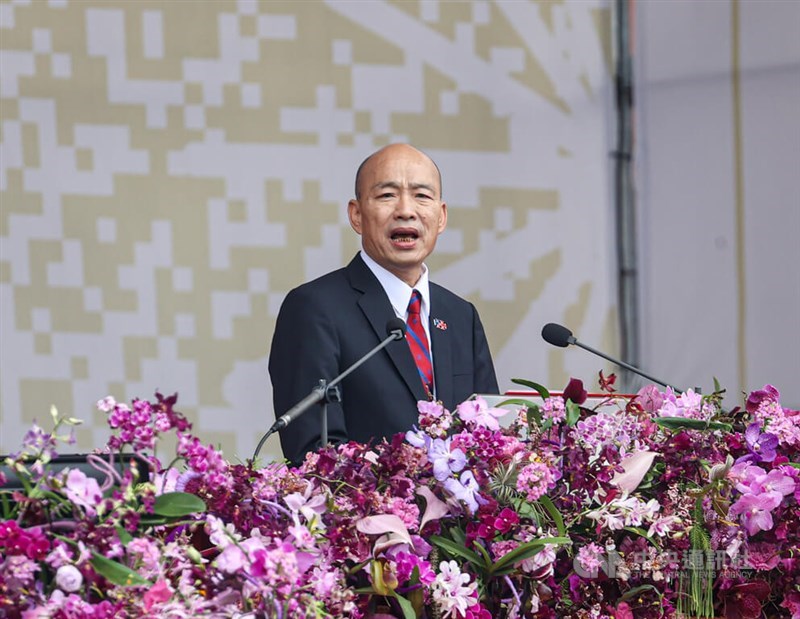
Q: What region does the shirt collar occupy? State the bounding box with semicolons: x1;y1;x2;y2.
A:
359;250;431;318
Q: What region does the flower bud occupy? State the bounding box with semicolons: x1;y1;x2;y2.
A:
56;564;83;592
708;455;734;482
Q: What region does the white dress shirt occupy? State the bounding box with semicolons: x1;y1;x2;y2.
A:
359;250;435;390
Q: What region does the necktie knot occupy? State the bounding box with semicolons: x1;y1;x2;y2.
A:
408;290;422;319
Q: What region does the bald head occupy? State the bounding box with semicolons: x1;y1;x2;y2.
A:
354;144;442;200
347;142;448;287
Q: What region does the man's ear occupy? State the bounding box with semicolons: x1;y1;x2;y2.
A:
347;199;362;234
437;201;448;234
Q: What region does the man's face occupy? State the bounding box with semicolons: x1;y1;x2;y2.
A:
348;145;447;287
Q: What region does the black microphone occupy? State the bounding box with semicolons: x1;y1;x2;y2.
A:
541;322;682;392
253;317;407;459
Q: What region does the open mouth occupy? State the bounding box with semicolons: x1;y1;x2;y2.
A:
391;230;419;244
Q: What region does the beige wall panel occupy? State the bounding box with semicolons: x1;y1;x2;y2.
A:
1;0;616;461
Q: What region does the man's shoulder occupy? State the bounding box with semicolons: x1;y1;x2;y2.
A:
283;266;351;303
429;281;475;310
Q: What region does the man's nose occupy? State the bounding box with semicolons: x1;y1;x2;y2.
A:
395;191;416;218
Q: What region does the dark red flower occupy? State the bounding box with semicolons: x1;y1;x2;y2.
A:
719;580;771;619
598;370;617;393
563;378;588;405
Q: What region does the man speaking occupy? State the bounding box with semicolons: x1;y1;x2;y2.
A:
268;144;499;464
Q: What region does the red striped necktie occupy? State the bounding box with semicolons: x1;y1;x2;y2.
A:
406;289;434;398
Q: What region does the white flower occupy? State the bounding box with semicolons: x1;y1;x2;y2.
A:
206;513;240;548
55;564;83;592
96;396;116;412
431;560;476;618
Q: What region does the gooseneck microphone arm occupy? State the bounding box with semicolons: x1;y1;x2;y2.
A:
541;322;683;392
253;318;408;460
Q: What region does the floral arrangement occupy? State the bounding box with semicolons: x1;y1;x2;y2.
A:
1;376;799;618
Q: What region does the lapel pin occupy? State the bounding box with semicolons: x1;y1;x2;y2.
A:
433;318;447;330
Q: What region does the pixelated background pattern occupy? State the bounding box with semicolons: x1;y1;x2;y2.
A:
1;0;616;460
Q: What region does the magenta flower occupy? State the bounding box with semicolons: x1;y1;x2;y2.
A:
492;507;519;534
746;384;780;413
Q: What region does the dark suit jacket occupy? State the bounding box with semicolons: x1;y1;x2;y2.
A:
268;254;499;464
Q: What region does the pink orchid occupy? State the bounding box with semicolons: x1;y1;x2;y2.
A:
455;397;506;430
143;579;173;611
729;492;783;535
62;469;103;518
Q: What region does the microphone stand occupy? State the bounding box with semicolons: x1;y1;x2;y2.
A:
253;325;405;460
571;338;683;393
542;323;684;393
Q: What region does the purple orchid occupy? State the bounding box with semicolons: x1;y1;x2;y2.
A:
405;426;431;449
443;470;486;514
428;437;467;481
736;422;779;464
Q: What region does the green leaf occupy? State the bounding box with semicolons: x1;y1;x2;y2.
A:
509;379;550;400
429;535;483;566
387;591;416;619
654;417;732;432
510;497;537;520
537;495;566;537
116;526;133;546
138;514;168;526
784;462;800;470
489;536;570;576
565;400;581;427
1;491;17;519
495;398;539;409
152;492;206;517
447;526;467;546
620;584;661;602
90;553;151;586
473;541;493;571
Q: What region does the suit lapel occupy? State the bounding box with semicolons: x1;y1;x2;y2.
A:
346;255;427;402
429;286;454;408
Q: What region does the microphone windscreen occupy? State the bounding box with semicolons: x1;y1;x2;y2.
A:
541;322;573;348
386;317;407;339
